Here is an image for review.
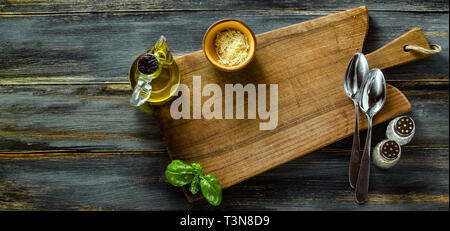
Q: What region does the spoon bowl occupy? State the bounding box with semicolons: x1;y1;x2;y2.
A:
360;68;387;118
344;52;369;100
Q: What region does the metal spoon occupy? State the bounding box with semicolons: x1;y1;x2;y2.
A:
355;68;386;204
344;52;369;189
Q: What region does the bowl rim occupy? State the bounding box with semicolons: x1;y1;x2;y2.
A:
202;18;256;72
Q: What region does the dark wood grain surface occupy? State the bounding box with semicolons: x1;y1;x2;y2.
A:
0;0;448;210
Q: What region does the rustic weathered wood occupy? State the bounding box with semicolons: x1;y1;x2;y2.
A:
0;84;166;152
0;11;448;84
0;148;447;210
149;7;442;202
0;0;448;211
0;83;447;152
0;0;448;14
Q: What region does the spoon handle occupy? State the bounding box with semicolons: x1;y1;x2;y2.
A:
349;102;361;189
355;117;372;204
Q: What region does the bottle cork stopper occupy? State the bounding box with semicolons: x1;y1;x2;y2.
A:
138;54;159;75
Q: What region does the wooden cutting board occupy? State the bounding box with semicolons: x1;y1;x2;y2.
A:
152;6;435;202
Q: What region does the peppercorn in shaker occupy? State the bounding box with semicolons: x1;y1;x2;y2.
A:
386;116;415;145
372;139;402;169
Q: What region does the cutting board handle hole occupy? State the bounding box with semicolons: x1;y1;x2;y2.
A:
403;45;410;52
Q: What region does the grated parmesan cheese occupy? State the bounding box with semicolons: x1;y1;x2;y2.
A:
214;29;249;66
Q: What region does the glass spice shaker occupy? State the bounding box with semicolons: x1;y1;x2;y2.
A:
372;139;402;169
386;116;415;145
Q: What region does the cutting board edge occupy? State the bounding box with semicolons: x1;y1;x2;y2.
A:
173;6;370;63
385;83;412;113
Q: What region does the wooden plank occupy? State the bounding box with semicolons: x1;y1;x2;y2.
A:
0;83;447;153
0;148;447;210
0;0;448;14
0;11;448;84
0;84;166;152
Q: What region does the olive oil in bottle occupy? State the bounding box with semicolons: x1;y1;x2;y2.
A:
129;35;180;106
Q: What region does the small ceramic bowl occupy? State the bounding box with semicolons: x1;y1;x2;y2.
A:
203;19;256;72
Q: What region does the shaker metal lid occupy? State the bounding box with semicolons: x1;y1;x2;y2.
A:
380;140;401;160
394;116;415;137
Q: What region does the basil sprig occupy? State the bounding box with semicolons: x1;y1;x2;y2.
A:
165;160;222;206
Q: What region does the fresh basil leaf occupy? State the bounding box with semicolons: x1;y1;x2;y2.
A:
200;174;222;206
192;163;204;176
165;161;223;206
165;160;195;187
189;175;200;194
